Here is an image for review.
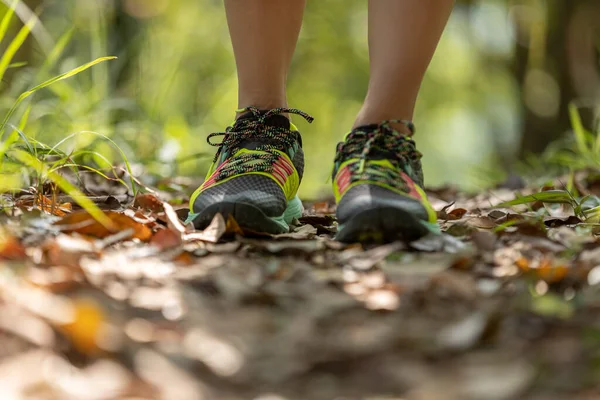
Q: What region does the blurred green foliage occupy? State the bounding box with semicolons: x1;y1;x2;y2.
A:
0;0;598;198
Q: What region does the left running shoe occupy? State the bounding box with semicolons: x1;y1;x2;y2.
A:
189;107;313;234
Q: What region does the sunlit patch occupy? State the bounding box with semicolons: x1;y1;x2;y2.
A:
183;328;244;377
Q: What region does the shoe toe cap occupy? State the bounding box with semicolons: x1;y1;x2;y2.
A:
336;184;429;224
193;175;286;217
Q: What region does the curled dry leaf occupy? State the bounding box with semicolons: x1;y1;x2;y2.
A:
183;213;226;244
163;202;187;234
54;210;152;241
0;233;26;260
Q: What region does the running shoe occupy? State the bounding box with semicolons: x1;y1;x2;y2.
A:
332;120;438;243
188;107;313;234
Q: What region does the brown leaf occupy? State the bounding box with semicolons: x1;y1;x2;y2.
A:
448;208;468;219
151;228;183;250
44;234;97;268
465;216;497;229
17;194;72;216
134;193;164;213
0;233;26;260
308;201;335;214
54;210;152;241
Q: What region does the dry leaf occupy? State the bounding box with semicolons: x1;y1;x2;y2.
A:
151;228;183;250
163;202;186;234
54;210;152;241
0;233;26;260
134;193;164;213
225;214;244;236
448;208;468;219
183;213;226;244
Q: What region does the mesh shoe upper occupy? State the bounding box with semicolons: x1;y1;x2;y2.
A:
191;107;312;218
332;120;437;224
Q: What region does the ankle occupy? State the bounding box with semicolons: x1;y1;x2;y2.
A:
237;90;288;116
353;107;415;135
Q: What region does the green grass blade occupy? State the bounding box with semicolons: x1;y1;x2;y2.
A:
49;130;136;196
0;0;18;43
50;163;128;189
9;148;116;229
7;123;32;153
6;61;26;69
498;190;576;207
42;27;73;70
569;103;590;156
0;56;117;133
0;12;35;83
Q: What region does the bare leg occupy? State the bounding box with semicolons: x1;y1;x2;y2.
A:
225;0;306;112
355;0;454;133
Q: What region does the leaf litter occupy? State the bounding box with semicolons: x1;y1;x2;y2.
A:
1;178;600;399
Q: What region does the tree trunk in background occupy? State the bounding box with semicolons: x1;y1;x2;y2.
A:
517;0;599;155
516;1;575;155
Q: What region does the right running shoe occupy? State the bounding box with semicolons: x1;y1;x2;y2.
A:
332;120;439;243
188;107;313;234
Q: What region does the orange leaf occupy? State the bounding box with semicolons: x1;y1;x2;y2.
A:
54;210;152;241
536;258;569;283
226;214;244;236
59;299;105;355
0;235;26;260
515;257;530;272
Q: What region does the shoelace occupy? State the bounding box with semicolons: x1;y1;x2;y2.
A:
206;107;313;181
334;120;423;189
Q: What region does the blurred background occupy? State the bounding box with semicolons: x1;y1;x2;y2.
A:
1;0;599;198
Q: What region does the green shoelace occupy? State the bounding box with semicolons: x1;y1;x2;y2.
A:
207;107;313;182
334;120;424;190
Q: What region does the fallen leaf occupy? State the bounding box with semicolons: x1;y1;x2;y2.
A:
273;224;318;240
134;193;164;213
151;228;183;250
163;202;186;234
465;216;497;229
59;298;106;355
54;210;152;241
0;233;26;260
448;208;468;219
226;214;244;236
298;214;336;226
183;213;226;244
17;194;72;217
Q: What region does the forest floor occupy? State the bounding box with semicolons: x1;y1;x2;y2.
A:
1;171;600;400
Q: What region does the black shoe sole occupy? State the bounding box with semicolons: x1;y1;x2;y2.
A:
192;201;289;235
336;206;432;243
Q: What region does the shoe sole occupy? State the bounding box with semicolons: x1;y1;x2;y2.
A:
336;206;440;243
191;196;303;235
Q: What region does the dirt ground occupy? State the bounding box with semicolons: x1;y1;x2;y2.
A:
1;173;600;400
